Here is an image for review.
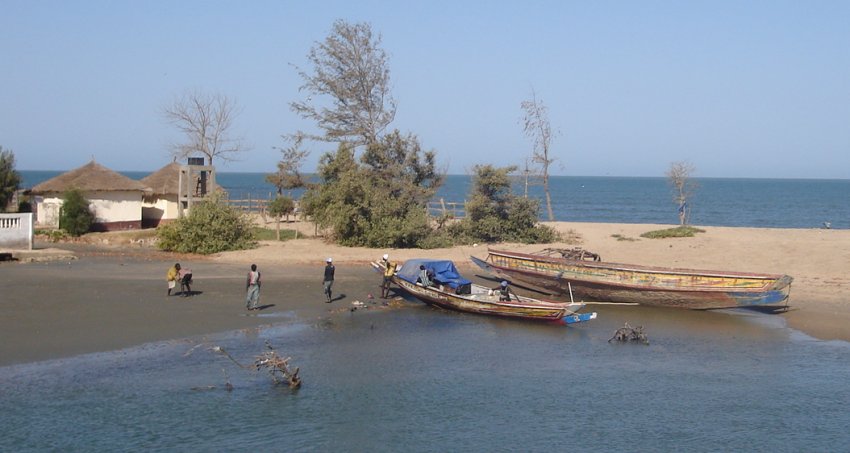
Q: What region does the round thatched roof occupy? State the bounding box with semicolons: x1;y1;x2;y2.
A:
31;161;151;194
140;162;182;196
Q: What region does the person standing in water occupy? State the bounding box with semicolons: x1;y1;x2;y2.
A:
380;254;397;299
246;264;261;310
323;257;335;303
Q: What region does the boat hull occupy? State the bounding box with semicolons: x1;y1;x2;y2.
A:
472;250;793;310
372;261;595;323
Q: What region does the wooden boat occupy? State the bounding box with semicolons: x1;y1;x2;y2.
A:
371;259;596;324
471;248;793;310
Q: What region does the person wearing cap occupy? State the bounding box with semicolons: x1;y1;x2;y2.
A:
493;280;513;301
380;254;397;299
323;257;335;303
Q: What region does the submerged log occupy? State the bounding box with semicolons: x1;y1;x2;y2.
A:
608;322;649;345
255;340;302;389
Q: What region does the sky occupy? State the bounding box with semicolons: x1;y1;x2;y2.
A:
1;0;849;178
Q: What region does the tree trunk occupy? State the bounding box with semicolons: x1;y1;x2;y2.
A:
276;217;281;241
543;171;554;221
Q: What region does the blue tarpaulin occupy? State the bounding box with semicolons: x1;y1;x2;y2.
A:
396;259;472;289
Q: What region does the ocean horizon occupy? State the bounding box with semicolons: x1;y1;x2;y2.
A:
20;170;850;230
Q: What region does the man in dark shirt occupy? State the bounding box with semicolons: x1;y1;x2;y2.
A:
323;257;335;303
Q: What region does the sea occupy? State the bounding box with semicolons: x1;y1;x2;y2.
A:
19;171;850;229
6;171;849;451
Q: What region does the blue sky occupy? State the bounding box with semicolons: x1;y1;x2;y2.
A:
2;0;848;178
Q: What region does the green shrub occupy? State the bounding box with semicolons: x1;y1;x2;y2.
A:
455;165;559;244
640;226;705;239
157;191;256;254
252;227;298;241
304;133;443;248
59;189;94;236
0;147;22;212
17;198;32;213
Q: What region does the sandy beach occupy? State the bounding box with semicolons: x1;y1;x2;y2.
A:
2;221;848;366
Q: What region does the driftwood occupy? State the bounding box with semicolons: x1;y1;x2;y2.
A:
608;322;649;345
255;340;302;389
194;341;302;389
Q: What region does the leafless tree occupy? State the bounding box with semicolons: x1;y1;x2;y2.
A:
163;90;245;165
666;161;697;225
266;133;310;196
521;89;557;221
290;20;396;147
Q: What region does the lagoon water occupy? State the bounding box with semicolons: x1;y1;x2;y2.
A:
2;304;848;451
11;171;850;450
20;171;850;229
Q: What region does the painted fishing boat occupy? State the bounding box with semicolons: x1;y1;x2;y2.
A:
471;248;793;310
371;259;597;324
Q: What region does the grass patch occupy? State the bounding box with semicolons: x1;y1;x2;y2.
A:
611;234;638;242
252;227;301;241
640;226;705;239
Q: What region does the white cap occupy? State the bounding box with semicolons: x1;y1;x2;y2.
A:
382;254;389;260
326;257;332;263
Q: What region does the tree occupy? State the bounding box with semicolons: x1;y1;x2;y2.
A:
267;196;295;241
266;134;310;195
291;20;396;147
521;90;557;221
454;165;557;244
666;161;697;225
302;131;443;247
163;89;245;165
157;190;255;254
59;189;94;236
0;146;22;212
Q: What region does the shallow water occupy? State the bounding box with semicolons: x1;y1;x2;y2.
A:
1;304;848;452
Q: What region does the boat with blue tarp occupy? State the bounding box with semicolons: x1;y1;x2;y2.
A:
372;258;597;324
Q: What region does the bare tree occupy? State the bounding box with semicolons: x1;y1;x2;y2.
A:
666;161;697;225
290;20;396;147
163;90;245;165
266;134;310;196
521;89;557;221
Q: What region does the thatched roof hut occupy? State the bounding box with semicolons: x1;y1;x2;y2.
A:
31;161;150;231
31;161;150;194
140;162;182;196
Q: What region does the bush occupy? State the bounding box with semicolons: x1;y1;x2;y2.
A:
640;226;705;239
304;133;443;248
0;147;22;212
454;165;559;244
59;189;94;236
17;198;32;213
157;191;256;254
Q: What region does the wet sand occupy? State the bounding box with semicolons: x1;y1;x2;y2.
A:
2;221;848;366
0;254;394;366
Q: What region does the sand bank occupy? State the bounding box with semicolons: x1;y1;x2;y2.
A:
1;222;847;366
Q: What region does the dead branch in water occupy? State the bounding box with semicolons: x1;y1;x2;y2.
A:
608;322;649;345
191;341;302;389
254;340;302;389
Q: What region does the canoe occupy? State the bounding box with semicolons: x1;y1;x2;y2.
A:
371;258;596;324
471;248;793;310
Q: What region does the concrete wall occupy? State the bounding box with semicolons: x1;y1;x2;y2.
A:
0;213;33;250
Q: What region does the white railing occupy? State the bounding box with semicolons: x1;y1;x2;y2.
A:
0;213;33;250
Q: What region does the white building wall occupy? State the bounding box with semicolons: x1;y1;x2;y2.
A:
88;191;143;223
142;195;179;220
35;191;143;228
